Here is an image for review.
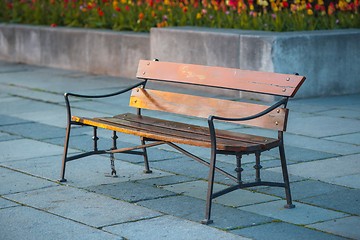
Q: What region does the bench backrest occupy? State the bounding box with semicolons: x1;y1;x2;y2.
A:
132;60;306;131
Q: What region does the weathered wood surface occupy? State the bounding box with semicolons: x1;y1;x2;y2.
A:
136;60;306;97
130;88;288;131
72;113;279;152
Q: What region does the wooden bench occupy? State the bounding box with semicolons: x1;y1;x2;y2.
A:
60;59;306;224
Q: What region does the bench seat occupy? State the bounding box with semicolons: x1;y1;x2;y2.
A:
72;113;280;152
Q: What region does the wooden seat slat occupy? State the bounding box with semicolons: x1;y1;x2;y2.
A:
113;113;278;146
72;114;278;151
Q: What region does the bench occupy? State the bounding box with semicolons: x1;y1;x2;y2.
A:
60;59;306;224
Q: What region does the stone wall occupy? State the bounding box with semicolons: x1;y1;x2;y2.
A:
1;24;359;99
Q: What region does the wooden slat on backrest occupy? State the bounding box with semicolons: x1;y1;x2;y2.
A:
136;60;306;97
130;88;288;131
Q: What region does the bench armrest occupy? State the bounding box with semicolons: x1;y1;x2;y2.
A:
64;81;146;99
208;98;288;123
64;81;146;124
207;98;288;150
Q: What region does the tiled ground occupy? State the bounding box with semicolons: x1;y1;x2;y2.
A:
1;61;359;239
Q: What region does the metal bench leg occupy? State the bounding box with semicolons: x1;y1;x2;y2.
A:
141;137;152;173
60;122;71;182
109;131;118;177
279;143;295;209
254;151;262;182
201;153;216;225
235;153;243;184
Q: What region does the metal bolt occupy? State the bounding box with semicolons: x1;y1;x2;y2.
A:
277;109;280;113
134;100;137;103
282;88;286;92
275;121;279;125
286;77;290;81
143;71;146;75
147;62;150;66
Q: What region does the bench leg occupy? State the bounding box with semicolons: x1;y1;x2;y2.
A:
235;153;243;184
60;122;72;182
279;143;295;209
109;131;118;177
254;152;262;182
201;153;216;225
141;137;152;174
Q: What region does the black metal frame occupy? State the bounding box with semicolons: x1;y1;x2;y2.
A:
60;80;149;182
200;96;295;224
59;79;295;225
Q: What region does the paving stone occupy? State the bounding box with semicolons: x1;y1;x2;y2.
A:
105;215;249;240
318;108;360;119
265;145;339;163
138;195;273;230
0;84;66;103
0;197;18;208
0;114;30;126
148;157;210;179
268;154;360;183
255;179;349;200
162;180;279;207
0;132;21;142
86;181;177;203
239;200;348;225
284;134;360;155
308;216;360;240
300;188;360;215
0;167;57;195
0;98;60;115
326;173;360;189
0;139;68;163
134;175;195;186
232;222;346;240
0;121;85;140
6;186;162;228
324;132;360;145
288;94;360;110
286;115;360;138
0;206;123;240
3;154;172;188
241;168;305;185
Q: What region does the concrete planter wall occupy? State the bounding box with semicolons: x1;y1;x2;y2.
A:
1;24;359;99
0;24;150;78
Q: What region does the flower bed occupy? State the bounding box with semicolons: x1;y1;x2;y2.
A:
0;0;359;32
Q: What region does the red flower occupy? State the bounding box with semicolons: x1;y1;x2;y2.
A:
98;8;104;17
282;1;289;8
50;23;57;27
306;3;312;9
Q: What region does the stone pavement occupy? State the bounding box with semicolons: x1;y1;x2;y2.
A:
0;61;359;240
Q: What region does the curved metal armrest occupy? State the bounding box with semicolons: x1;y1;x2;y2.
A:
64;80;146;123
207;98;288;146
208;98;287;123
64;80;146;100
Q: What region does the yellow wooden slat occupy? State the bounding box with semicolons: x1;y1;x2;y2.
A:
129;88;288;131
